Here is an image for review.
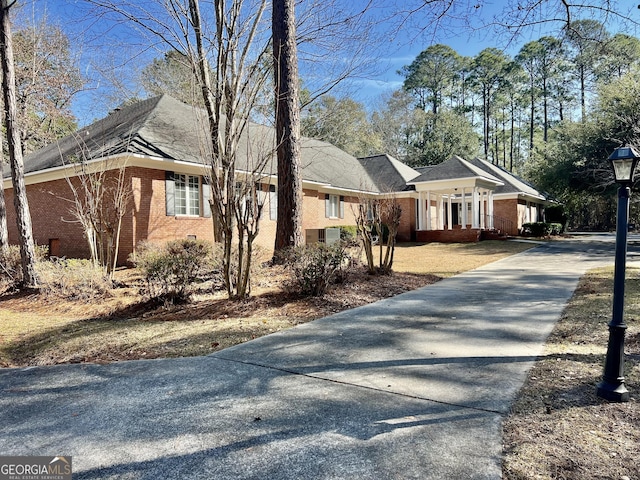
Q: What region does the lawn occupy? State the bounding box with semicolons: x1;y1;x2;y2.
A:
0;240;531;367
502;266;640;479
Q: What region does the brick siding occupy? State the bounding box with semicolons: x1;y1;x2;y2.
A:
3;167;363;264
415;228;481;243
493;198;519;235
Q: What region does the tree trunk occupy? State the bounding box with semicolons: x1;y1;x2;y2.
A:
509;102;515;172
0;0;38;288
273;0;303;253
0;149;8;253
579;65;586;123
529;79;535;151
542;77;548;142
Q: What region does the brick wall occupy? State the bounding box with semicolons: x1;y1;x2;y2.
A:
129;167;214;257
5;176;96;259
397;197;415;242
415;228;481;243
493;198;519;235
3;168;364;263
3;167;218;265
299;190;359;242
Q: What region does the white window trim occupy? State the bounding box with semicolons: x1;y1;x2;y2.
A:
328;194;340;219
175;174;201;217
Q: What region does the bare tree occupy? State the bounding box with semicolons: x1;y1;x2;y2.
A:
355;193;402;275
64;156;132;278
84;0;273;298
188;0;272;298
11;18;83;155
0;0;38;288
391;1;639;45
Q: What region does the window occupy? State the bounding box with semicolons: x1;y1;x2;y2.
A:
165;171;211;217
325;194;344;219
174;174;200;215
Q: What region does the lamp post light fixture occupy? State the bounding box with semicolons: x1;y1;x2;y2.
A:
596;146;640;402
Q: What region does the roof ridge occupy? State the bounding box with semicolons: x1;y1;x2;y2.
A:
471;157;544;196
451;155;502;182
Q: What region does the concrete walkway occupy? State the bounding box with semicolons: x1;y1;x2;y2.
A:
0;236;624;479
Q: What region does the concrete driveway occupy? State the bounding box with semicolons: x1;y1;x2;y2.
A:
0;236;622;479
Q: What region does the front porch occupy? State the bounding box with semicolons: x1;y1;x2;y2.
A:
408;156;507;243
414;187;508;242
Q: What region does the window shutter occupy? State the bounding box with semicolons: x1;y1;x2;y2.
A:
339;196;345;219
165;171;175;216
202;177;211;218
325;194;330;218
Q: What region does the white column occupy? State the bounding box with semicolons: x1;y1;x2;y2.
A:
461;188;467;229
418;192;424;230
480;190;486;229
447;195;453;230
472;187;479;229
426;191;431;231
488;190;494;229
437;194;444;230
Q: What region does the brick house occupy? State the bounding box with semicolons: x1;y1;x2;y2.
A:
409;155;550;242
2;95;550;264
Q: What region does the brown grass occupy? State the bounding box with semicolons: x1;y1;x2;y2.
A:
5;240;638;477
502;266;640;480
0;240;531;367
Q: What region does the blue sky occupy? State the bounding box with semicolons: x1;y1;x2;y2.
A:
24;0;640;122
345;0;640;106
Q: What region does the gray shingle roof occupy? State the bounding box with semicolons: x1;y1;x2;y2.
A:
358;154;420;192
469;157;546;198
409;155;502;184
7;95;389;193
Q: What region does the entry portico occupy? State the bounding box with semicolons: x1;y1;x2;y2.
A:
408;156;504;241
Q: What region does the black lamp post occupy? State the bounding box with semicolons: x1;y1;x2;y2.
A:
596;146;640;402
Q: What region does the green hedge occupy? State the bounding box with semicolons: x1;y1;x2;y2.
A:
520;222;564;237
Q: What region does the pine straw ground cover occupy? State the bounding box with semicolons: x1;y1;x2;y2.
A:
0;241;530;367
502;266;640;480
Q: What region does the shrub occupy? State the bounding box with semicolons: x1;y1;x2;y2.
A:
131;239;213;303
0;245;48;289
0;245;22;288
36;258;112;299
520;222;564;237
549;222;564;235
338;226;358;245
208;242;267;294
285;242;350;296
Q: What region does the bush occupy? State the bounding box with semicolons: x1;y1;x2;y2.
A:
131;239;213;303
0;246;21;288
549;223;564;235
0;245;48;289
207;242;267;294
520;222;564;237
36;258;112;299
545;205;567;227
338;226;358;245
285;242;351;296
